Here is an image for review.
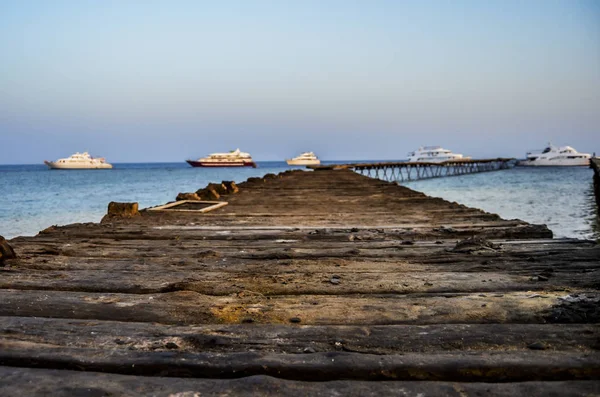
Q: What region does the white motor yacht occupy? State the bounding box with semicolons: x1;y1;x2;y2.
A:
186;149;257;168
44;152;113;169
286;152;321;166
406;146;470;163
519;143;591;166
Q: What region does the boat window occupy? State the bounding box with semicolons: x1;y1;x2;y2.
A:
542;147;551;153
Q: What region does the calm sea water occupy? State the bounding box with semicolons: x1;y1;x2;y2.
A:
405;166;598;240
0;162;598;240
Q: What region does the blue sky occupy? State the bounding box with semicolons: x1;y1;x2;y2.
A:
1;0;598;163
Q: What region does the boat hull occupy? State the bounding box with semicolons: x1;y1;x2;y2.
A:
286;159;321;166
518;158;591;167
44;161;113;170
186;160;257;168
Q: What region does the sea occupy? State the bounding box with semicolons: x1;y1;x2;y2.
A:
0;162;598;241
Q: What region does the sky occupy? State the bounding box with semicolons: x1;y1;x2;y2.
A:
0;0;599;163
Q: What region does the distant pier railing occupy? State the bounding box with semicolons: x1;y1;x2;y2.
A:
309;158;516;183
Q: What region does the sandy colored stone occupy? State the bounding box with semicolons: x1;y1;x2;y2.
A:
176;192;201;201
222;181;239;194
195;186;220;200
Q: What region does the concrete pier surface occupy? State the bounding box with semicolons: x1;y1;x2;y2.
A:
1;169;599;396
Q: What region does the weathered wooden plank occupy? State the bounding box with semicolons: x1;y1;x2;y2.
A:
7;238;597;269
11;239;594;261
3;232;597;295
1;317;598;354
0;289;595;325
8;243;598;270
7;228;595;262
0;344;598;382
20;224;551;244
0;268;596;294
1;367;598;397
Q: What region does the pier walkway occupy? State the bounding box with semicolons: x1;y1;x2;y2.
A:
310;158;515;182
1;169;599;396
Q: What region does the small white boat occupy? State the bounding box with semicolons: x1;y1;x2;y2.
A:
186;149;257;168
519;143;591;166
286;152;321;166
406;146;470;163
44;152;113;169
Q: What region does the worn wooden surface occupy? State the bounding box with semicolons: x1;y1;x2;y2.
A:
2;367;599;397
1;169;599;396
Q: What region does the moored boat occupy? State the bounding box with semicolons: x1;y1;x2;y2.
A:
286;152;321;166
406;146;470;163
186;149;257;168
518;143;591;166
44;152;113;169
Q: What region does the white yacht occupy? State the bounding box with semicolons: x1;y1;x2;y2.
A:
186;148;257;168
286;152;321;166
519;143;591;166
406;146;470;163
44;152;113;169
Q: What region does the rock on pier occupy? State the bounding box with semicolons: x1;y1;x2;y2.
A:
0;169;598;395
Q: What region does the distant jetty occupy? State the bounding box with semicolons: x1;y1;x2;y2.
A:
309;157;516;182
0;169;598;395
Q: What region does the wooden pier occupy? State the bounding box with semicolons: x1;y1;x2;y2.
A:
592;158;600;210
1;169;599;396
310;158;516;182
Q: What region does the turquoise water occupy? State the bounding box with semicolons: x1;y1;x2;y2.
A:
1;163;598;240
